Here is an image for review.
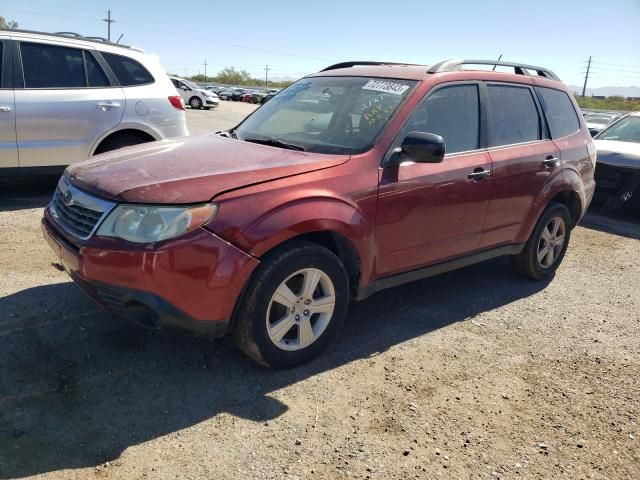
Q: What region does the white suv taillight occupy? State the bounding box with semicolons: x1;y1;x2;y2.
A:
587;140;597;167
168;95;185;110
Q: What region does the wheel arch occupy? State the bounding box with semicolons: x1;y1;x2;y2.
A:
518;179;584;243
91;126;159;155
223;195;374;296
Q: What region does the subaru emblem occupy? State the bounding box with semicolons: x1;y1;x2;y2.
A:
62;189;74;206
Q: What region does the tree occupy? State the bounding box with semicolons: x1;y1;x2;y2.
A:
0;16;19;29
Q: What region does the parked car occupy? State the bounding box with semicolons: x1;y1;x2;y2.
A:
593;112;640;212
0;30;188;175
261;92;277;104
583;112;621;137
42;59;595;367
217;89;234;100
229;88;246;101
169;77;219;109
242;90;267;104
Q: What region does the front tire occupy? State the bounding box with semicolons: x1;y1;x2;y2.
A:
232;241;350;368
512;203;572;280
189;96;202;109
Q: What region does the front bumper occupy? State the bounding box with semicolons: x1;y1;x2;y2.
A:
42;214;259;337
205;98;219;107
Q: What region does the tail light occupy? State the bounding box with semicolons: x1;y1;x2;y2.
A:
168;95;185;110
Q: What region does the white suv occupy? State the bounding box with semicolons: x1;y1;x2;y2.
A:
0;30;189;174
169;76;219;110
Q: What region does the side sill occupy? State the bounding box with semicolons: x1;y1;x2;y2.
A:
356;243;524;301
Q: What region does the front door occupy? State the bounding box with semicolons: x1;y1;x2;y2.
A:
375;83;492;276
14;41;125;167
0;39;18;168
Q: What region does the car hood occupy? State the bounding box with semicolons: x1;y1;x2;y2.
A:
67;134;349;203
595;140;640;169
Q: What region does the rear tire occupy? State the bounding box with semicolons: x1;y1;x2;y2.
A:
232;241;350;368
512;203;572;280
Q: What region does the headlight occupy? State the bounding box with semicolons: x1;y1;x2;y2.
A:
96;204;217;243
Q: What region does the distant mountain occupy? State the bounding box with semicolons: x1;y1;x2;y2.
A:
568;85;640;97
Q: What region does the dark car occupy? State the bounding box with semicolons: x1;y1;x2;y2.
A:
42;59;595;367
593;112;640;212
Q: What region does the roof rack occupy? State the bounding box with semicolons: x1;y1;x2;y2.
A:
321;61;417;72
427;59;560;81
0;28;133;49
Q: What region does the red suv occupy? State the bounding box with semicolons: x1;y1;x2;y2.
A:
42;59;596;367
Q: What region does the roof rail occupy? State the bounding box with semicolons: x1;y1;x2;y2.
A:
427;59;560;81
0;28;133;49
321;61;416;72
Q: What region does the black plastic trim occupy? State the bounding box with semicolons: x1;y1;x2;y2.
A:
356;244;524;301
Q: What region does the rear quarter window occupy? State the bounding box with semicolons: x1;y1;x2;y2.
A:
101;52;154;86
534;86;580;139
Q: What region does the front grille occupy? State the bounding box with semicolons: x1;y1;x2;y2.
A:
52;188;103;237
48;179;116;239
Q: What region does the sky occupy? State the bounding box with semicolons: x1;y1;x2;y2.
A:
1;0;639;89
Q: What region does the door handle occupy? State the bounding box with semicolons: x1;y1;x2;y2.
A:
0;106;12;112
96;102;121;110
542;155;560;167
468;168;491;180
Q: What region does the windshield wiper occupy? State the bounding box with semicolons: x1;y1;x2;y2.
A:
243;137;305;151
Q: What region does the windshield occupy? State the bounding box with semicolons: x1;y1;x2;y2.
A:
182;79;201;90
235;76;417;154
597;115;640;143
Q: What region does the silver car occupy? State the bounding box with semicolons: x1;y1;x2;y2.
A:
0;30;189;173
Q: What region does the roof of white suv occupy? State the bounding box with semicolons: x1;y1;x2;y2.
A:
0;29;144;54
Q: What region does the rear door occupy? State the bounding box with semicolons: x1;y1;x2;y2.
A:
376;83;492;275
0;38;18;168
14;40;125;167
479;82;560;249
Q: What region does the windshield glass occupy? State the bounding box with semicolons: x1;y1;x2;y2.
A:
182;79;201;90
598;115;640;143
235;76;417;154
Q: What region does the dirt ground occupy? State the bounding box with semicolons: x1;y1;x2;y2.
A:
0;103;638;479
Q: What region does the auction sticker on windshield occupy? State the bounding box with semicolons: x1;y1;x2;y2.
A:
362;80;410;95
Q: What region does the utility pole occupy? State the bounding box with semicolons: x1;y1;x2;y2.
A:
184;68;188;78
102;10;115;42
265;64;269;88
203;60;208;83
582;56;592;97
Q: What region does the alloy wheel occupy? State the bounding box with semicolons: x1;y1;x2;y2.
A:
266;268;336;351
537;216;566;268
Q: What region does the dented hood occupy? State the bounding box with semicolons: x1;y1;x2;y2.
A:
67;134;349;203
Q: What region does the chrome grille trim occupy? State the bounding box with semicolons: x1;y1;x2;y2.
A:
48;177;116;240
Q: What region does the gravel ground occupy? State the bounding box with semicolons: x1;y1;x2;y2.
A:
0;103;638;479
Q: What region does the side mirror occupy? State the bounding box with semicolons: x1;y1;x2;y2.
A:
397;132;445;164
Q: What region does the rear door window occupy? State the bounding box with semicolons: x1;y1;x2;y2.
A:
534;86;580;139
101;52;154;86
487;85;541;146
404;84;480;154
20;42;85;88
